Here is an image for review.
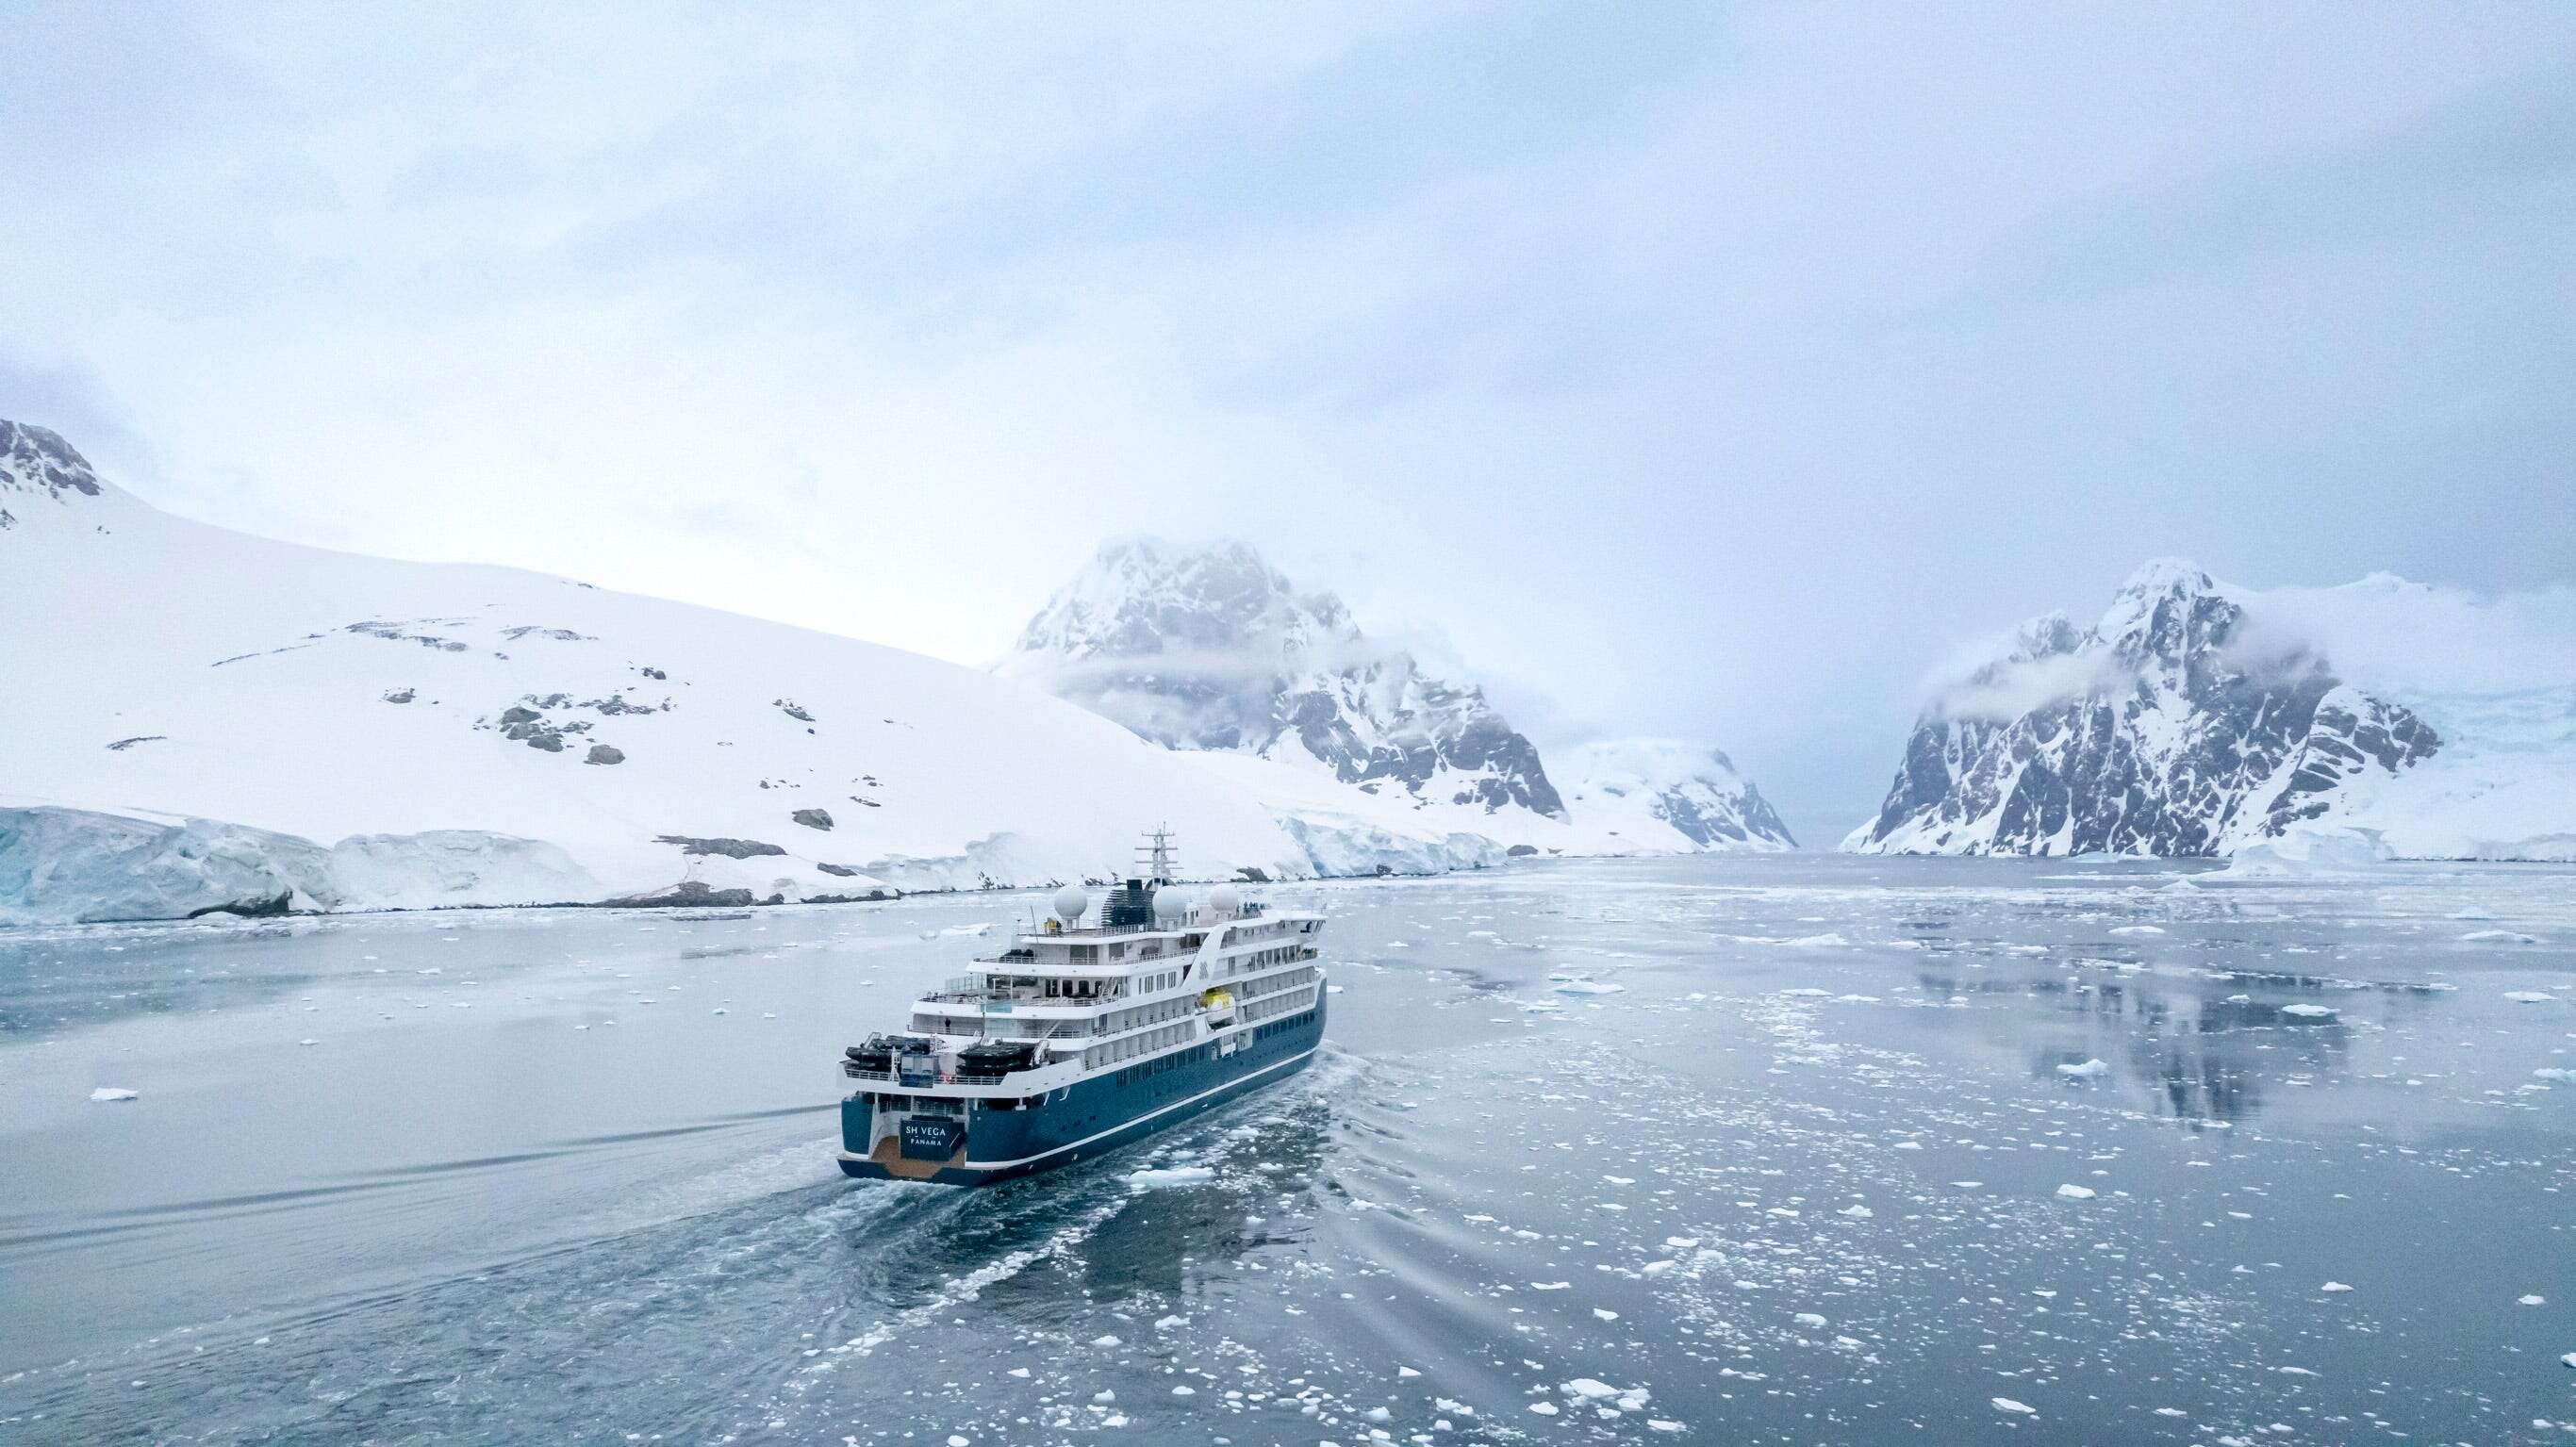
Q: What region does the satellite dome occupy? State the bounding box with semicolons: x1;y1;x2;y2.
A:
1153;889;1191;926
1052;885;1089;924
1207;883;1242;917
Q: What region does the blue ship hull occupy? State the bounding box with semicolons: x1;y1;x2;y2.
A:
837;995;1326;1187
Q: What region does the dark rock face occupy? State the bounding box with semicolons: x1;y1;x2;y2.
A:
1655;773;1794;847
585;744;625;765
1505;844;1540;857
776;699;815;723
1008;537;1565;819
106;735;167;751
0;420;106;502
382;687;415;704
1851;563;2440;856
185;890;294;919
816;862;862;878
608;880;759;908
653;835;785;859
792;808;834;830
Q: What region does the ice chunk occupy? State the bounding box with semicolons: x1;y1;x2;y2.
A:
89;1087;139;1102
1527;1401;1560;1415
2504;992;2556;1004
2056;1059;2109;1077
2463;929;2540;944
2279;1003;2337;1018
1562;1379;1621;1400
1127;1166;1215;1189
2055;1184;2097;1200
2518;1294;2544;1306
2109;925;2165;936
2320;1282;2353;1292
1793;1312;1827;1328
1991;1397;2036;1414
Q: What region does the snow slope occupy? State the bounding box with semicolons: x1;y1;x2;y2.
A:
0;421;1534;924
1846;559;2574;859
1000;537;1796;856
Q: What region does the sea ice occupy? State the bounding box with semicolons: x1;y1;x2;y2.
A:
1992;1397;2037;1414
89;1087;139;1102
2279;1003;2337;1018
2056;1059;2110;1077
2056;1184;2097;1200
2462;929;2541;944
2504;992;2555;1004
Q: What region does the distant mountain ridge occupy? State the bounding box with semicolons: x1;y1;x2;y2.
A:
1003;537;1795;855
1845;559;2496;858
1002;537;1566;820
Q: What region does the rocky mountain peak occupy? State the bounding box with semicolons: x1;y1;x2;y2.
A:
0;419;107;504
1006;537;1567;820
1850;561;2440;857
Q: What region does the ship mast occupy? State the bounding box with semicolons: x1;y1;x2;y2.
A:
1136;824;1179;886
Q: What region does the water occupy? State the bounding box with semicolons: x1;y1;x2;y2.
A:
4;856;2572;1443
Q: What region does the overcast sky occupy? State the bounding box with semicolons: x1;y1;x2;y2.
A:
8;3;2572;842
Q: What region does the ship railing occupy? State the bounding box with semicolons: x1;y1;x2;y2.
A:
842;1062;1028;1086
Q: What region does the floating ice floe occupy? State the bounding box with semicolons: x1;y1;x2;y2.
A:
2056;1059;2110;1078
1128;1165;1216;1190
1527;1402;1560;1416
1792;1312;1827;1328
2279;1003;2337;1018
1552;979;1625;995
1992;1397;2037;1414
2462;929;2540;945
89;1087;139;1103
2532;1069;2573;1082
2109;925;2166;937
2520;1294;2546;1306
2320;1281;2353;1292
2056;1184;2097;1200
2504;992;2557;1004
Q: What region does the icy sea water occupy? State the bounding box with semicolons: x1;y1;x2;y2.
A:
4;857;2573;1445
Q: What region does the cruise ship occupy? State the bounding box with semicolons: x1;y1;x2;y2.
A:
836;831;1327;1186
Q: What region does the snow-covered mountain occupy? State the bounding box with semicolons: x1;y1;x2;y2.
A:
1000;537;1796;855
1556;740;1795;853
1001;538;1564;818
1845;559;2574;860
0;421;1546;925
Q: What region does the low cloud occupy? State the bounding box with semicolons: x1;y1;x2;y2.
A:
2227;578;2576;700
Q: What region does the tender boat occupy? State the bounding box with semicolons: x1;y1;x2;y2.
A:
836;830;1327;1186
